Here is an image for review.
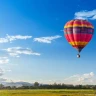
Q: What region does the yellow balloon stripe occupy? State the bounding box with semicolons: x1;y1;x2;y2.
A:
64;25;94;28
69;41;88;46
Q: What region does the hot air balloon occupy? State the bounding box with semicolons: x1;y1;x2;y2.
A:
64;19;94;58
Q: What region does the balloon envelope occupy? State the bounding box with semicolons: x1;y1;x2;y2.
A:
64;19;94;53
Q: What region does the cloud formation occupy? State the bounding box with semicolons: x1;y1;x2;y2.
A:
6;34;32;42
0;57;9;64
74;9;96;20
34;35;62;43
3;47;40;57
0;68;11;83
0;68;9;83
64;72;95;85
0;34;32;43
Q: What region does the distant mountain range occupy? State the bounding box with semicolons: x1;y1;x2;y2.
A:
1;81;34;87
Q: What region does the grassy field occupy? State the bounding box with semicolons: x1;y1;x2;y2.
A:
0;89;96;96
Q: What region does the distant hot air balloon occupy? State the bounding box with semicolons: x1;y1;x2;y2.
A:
64;19;94;58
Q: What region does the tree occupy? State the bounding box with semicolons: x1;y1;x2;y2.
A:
34;82;39;88
0;84;4;89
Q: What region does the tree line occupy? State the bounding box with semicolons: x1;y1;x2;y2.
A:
0;82;96;89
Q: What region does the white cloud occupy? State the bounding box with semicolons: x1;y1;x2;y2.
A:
0;38;9;43
78;72;94;83
0;68;12;76
0;57;9;64
74;9;96;20
64;72;96;85
0;68;12;77
0;68;11;83
3;47;40;57
0;34;32;43
34;35;62;43
3;72;95;85
6;34;32;42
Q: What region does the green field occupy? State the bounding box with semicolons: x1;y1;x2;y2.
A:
0;89;96;96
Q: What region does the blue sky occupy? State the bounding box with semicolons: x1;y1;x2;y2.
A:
0;0;96;85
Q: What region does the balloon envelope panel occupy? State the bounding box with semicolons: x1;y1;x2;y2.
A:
64;19;94;52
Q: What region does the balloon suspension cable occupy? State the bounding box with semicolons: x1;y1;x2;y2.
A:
77;53;80;58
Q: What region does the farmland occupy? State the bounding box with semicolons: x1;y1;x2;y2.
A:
0;89;96;96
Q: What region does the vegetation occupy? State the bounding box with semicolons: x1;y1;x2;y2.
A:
0;82;96;95
0;89;95;96
0;82;96;89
